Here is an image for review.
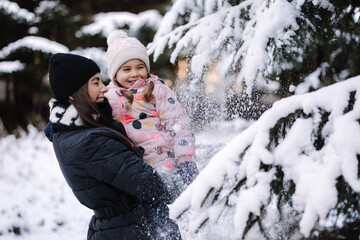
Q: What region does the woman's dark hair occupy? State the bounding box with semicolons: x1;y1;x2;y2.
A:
68;82;134;150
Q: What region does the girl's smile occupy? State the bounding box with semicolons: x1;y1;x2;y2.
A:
114;59;148;89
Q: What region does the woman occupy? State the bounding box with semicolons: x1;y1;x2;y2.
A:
45;53;181;240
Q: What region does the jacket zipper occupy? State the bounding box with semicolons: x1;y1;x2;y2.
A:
117;79;144;136
118;79;172;149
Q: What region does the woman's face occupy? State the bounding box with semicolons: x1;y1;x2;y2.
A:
114;59;148;89
88;73;108;102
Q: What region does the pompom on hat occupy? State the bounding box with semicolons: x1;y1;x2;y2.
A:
105;30;150;81
49;53;100;102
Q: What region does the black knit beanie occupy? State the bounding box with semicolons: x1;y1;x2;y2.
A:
49;53;100;101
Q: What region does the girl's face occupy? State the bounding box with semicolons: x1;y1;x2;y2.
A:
114;59;148;89
88;73;108;102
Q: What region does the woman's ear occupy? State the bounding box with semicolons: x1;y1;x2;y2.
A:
69;96;75;101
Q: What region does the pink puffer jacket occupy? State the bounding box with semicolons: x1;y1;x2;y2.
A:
106;75;196;174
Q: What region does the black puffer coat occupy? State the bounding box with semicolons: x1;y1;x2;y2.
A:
46;99;178;240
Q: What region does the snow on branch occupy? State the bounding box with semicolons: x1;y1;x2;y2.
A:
77;10;162;38
0;36;69;59
294;63;329;94
0;60;25;74
148;0;334;94
0;0;36;23
34;0;68;17
170;76;360;238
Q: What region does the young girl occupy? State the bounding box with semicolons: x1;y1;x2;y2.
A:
45;53;181;240
105;30;198;190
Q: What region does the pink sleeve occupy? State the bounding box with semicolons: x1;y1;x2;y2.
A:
154;81;196;165
105;88;120;119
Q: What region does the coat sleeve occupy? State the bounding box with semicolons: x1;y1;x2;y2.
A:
83;131;171;205
106;87;120;120
153;81;196;165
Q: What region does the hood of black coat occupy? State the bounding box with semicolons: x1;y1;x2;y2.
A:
46;98;130;143
48;98;116;131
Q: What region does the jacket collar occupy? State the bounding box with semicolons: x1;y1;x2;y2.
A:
49;98;82;127
48;98;118;133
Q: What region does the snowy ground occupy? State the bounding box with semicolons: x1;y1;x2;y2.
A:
0;119;251;240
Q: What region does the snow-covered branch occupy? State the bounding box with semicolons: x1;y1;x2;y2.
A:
0;0;36;23
148;0;334;94
77;10;162;38
0;36;69;59
170;76;360;238
0;61;25;74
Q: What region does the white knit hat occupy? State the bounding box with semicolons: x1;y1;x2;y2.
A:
105;30;150;81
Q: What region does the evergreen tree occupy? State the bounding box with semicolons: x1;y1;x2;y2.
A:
146;0;360;238
148;0;360;124
170;77;360;239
